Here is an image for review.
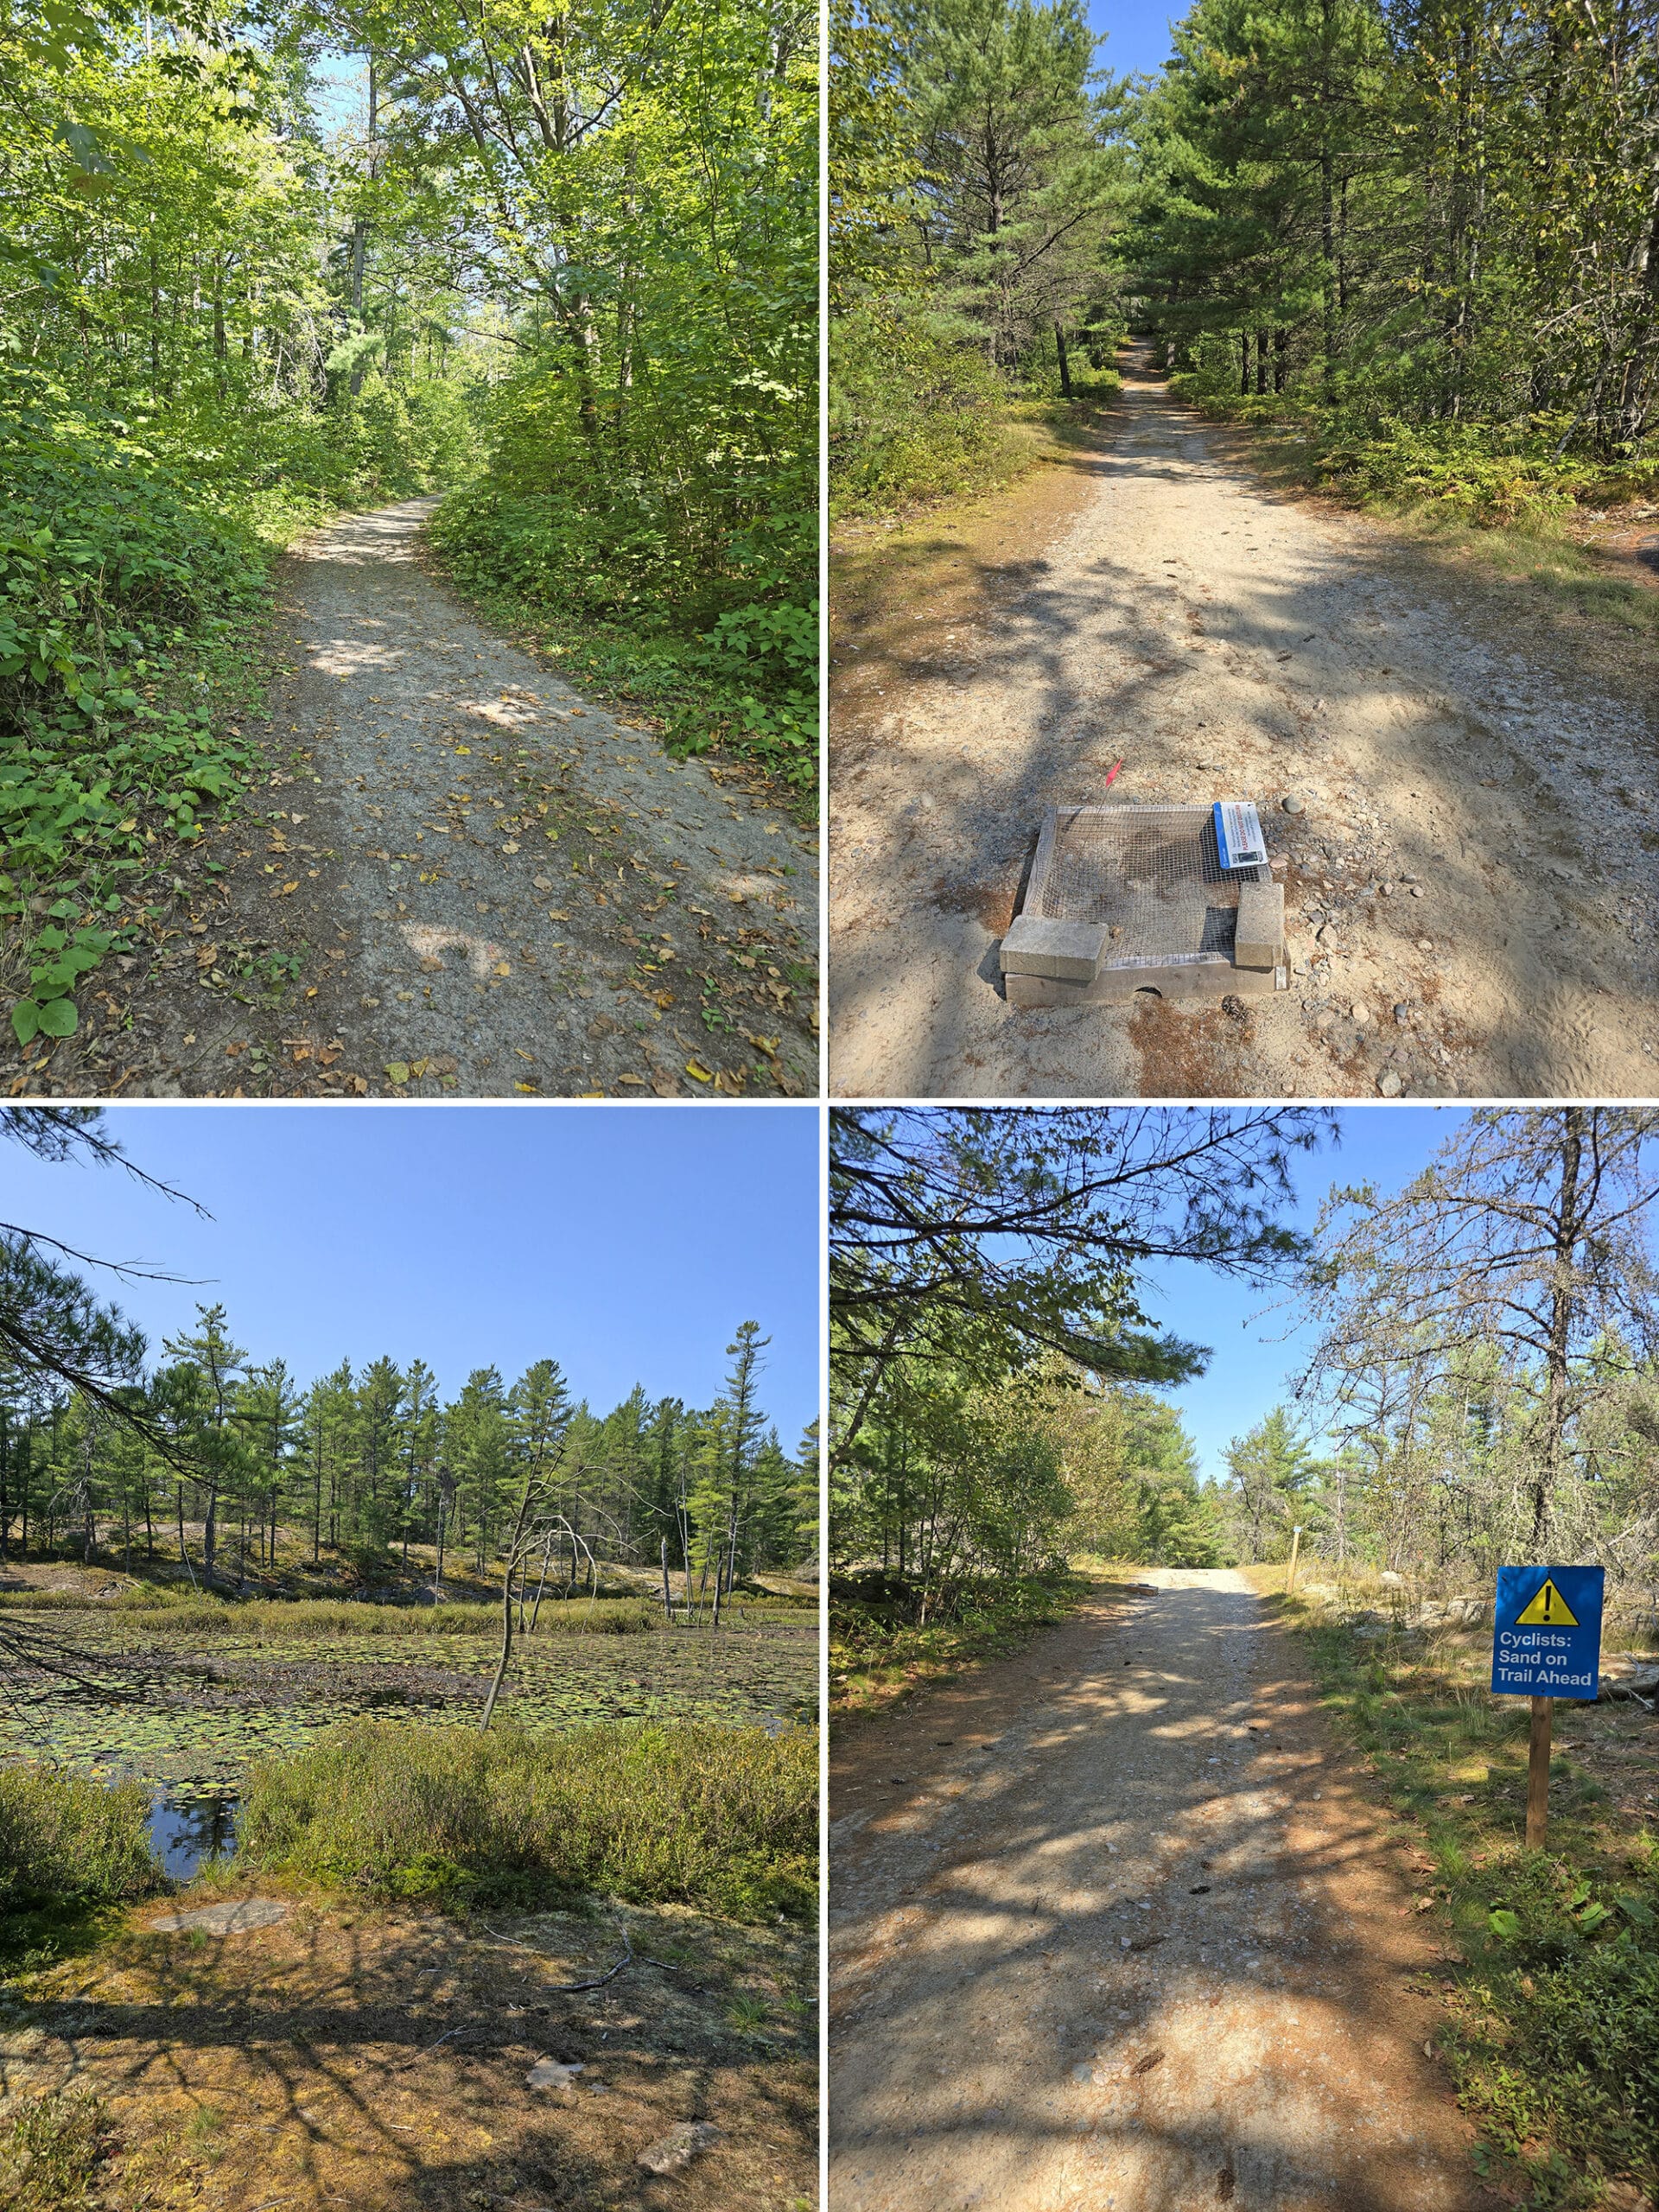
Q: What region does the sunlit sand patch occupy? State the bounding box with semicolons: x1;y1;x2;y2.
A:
401;924;508;981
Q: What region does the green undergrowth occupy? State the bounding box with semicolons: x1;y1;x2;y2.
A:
0;366;483;1050
1275;1593;1659;2208
428;495;817;799
830;296;1122;522
239;1715;817;1922
0;2088;113;2212
1169;372;1659;521
830;1567;1088;1719
0;372;277;1046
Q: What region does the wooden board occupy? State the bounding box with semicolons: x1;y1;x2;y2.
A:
1004;961;1283;1009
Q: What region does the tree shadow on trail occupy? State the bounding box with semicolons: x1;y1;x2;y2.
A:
829;1578;1497;2212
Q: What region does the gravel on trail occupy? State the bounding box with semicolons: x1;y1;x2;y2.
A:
11;499;817;1099
829;353;1659;1099
830;1570;1497;2212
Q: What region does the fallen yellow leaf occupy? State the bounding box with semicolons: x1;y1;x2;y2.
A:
514;1080;537;1093
616;1074;646;1086
276;881;298;896
455;745;472;754
514;1048;535;1061
685;1060;713;1082
493;962;512;977
385;1061;410;1085
306;987;319;999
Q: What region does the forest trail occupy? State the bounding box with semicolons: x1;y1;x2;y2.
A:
829;352;1659;1099
829;1571;1497;2212
74;499;817;1098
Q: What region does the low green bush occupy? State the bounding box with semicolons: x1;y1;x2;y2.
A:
239;1717;817;1921
1168;359;1659;526
0;1765;157;1909
831;1568;1085;1712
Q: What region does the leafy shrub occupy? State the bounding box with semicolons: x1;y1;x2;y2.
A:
0;2090;112;2211
240;1718;817;1921
0;369;266;1043
830;296;1017;517
0;1764;157;1908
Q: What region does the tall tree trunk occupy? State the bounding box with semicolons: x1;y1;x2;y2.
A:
1534;1108;1586;1551
1054;323;1072;398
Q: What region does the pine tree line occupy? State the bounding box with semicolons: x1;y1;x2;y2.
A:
0;1308;817;1595
832;0;1659;515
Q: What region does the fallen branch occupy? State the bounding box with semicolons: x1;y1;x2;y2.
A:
480;1920;634;1992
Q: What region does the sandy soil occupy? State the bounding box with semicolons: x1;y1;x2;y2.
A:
829;354;1659;1098
10;500;817;1099
0;1891;816;2210
828;1571;1501;2212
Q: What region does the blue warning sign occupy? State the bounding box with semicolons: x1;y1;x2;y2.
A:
1491;1565;1604;1700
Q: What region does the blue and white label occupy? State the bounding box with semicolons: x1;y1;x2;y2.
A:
1214;800;1266;871
1491;1564;1605;1700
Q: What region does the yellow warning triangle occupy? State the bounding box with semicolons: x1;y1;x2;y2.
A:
1516;1578;1579;1628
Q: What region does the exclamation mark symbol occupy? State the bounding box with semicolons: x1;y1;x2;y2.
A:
1542;1583;1554;1621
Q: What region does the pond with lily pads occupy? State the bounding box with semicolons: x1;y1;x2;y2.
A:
3;1604;817;1863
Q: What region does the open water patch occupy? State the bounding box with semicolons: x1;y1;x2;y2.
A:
149;1792;239;1880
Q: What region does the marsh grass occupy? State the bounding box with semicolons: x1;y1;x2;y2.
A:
0;1767;157;1910
0;2089;111;2211
1273;1586;1659;2207
0;1591;662;1636
240;1716;817;1922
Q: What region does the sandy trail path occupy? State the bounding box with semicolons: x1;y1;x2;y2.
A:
46;499;816;1098
829;355;1658;1099
830;1572;1496;2212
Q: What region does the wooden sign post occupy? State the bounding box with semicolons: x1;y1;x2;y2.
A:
1285;1525;1303;1595
1491;1565;1604;1853
1526;1695;1553;1847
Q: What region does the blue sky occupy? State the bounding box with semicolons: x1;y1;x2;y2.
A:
1133;1107;1466;1482
2;1107;820;1442
1088;0;1185;82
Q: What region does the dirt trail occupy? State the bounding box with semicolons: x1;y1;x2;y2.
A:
829;353;1659;1098
26;499;817;1098
829;1571;1496;2212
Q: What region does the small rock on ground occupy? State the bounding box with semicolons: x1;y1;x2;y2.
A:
637;2120;721;2175
525;2057;585;2092
146;1899;288;1934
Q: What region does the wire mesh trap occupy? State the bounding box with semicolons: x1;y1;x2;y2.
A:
1001;803;1286;1007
